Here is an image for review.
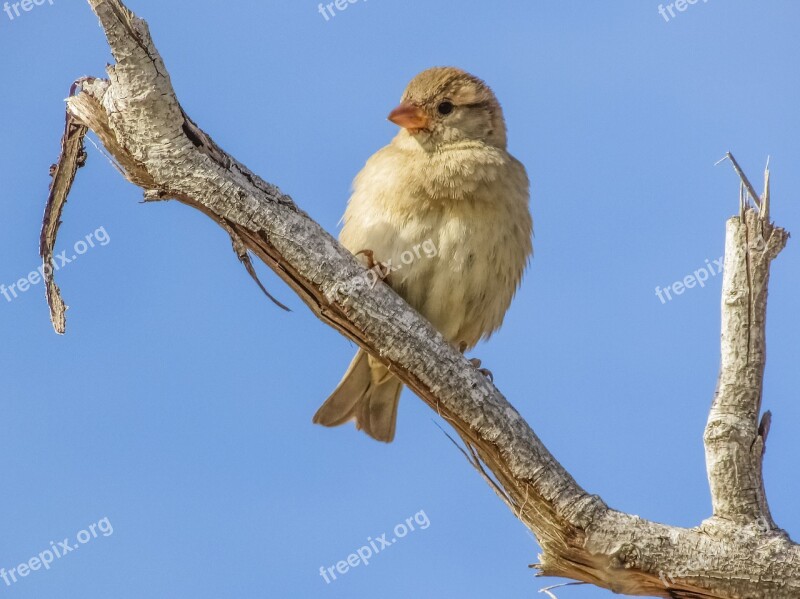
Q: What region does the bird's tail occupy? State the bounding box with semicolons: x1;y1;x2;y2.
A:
313;349;403;443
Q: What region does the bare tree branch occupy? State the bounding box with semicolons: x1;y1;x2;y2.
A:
40;2;798;597
705;159;789;526
40;87;88;334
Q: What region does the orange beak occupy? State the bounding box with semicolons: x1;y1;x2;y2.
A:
388;102;430;131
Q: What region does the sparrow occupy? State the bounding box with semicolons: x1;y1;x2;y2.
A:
313;67;533;442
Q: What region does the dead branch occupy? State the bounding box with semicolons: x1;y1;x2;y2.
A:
39;2;798;597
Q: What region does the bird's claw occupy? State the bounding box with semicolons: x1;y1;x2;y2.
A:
355;249;391;281
468;358;494;382
354;249;378;269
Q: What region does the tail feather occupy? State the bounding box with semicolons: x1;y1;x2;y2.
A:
313;350;403;443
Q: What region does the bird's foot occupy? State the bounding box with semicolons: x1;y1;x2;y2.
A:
354;249;391;283
468;358;494;382
355;248;378;269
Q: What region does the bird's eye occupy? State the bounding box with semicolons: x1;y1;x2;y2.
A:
437;101;454;115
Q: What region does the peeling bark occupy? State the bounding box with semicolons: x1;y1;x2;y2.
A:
41;92;88;334
39;2;797;597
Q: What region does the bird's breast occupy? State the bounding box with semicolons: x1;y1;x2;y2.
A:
340;142;532;348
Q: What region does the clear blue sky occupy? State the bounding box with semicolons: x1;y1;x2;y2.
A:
1;1;798;597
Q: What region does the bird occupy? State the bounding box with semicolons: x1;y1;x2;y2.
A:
313;67;533;443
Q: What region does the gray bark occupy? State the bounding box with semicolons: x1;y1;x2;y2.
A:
40;2;797;597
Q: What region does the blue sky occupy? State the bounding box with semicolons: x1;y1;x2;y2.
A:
1;1;798;597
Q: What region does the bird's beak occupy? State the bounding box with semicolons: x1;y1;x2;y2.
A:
388;103;430;131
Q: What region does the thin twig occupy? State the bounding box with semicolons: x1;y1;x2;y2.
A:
539;582;587;598
717;152;762;210
432;420;516;512
220;219;291;312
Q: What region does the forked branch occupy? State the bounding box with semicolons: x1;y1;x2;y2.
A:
39;2;797;597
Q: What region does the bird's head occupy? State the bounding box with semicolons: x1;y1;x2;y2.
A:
388;67;508;150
